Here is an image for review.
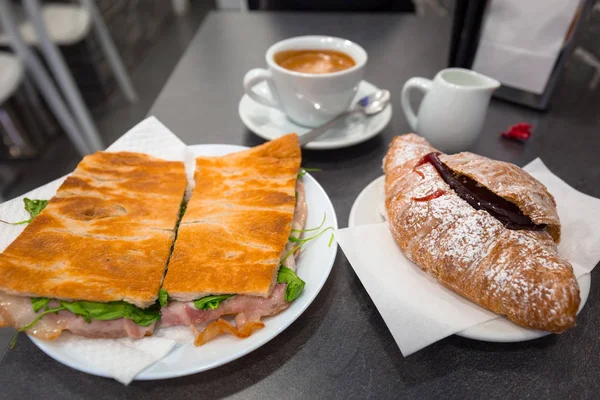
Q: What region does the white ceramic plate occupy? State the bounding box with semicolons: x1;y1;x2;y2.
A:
239;80;392;150
348;175;591;343
30;144;338;379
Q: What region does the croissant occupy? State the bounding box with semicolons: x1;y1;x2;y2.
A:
383;134;580;332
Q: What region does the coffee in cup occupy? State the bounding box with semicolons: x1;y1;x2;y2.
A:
274;49;356;74
243;36;367;127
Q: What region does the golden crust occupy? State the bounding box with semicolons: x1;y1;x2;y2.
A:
0;151;187;308
384;134;579;332
163;134;301;301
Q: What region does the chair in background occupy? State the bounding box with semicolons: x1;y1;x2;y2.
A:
0;0;142;155
0;0;93;156
0;51;37;158
0;1;138;105
573;47;600;90
22;0;103;152
0;51;61;159
0;2;91;47
0;51;50;198
78;0;138;104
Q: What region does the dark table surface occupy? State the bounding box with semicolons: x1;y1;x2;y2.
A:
3;11;600;400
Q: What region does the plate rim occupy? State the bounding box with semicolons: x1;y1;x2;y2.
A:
30;143;338;380
348;175;591;343
238;80;392;150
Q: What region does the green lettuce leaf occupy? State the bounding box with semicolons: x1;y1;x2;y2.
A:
158;289;169;307
297;167;321;179
179;201;187;219
14;299;160;349
81;302;128;321
194;295;234;310
60;301;92;323
122;303;160;326
31;298;50;313
281;224;334;264
24;199;48;219
4;198;49;225
67;301;159;326
277;266;305;302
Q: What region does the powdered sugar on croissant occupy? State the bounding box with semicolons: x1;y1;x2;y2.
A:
383;134;580;332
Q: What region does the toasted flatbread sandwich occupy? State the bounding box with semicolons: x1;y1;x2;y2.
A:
0;151;187;342
160;134;308;345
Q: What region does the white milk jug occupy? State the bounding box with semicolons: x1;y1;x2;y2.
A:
401;68;500;153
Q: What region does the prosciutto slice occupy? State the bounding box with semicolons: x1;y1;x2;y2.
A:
0;292;155;340
281;180;308;271
162;179;308;345
161;283;289;345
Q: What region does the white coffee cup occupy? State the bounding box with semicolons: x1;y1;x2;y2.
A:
243;36;367;128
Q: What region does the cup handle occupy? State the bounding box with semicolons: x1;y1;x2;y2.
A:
243;68;281;110
401;77;432;132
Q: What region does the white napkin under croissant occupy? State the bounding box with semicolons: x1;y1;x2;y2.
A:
336;158;600;356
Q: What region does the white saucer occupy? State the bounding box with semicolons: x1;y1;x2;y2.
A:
348;176;592;343
239;80;392;150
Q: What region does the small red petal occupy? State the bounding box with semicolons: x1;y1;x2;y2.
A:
501;123;532;142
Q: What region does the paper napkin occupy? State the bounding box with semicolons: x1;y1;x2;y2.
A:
472;0;580;94
336;159;600;356
0;116;187;384
47;335;176;384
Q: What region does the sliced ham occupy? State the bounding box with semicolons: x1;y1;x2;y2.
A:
161;283;289;345
162;179;307;345
0;294;69;340
281;179;307;272
64;316;154;339
0;292;155;340
161;283;289;327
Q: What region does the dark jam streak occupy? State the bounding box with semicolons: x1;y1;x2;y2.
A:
415;152;546;231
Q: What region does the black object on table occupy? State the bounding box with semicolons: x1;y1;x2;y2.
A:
448;0;488;69
248;0;415;12
2;11;599;399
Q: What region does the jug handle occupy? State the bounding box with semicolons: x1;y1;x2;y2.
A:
401;77;432;132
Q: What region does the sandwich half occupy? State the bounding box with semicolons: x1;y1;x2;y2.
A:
0;151;187;341
160;134;307;345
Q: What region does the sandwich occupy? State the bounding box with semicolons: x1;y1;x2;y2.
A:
160;134;308;345
0;151;187;343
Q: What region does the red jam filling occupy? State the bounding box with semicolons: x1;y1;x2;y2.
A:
414;152;546;231
412;189;446;202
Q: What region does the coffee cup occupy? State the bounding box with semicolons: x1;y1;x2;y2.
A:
243;36;367;128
